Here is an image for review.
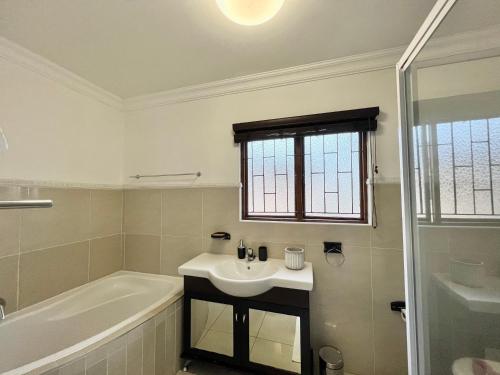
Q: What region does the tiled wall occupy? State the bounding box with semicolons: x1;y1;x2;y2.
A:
122;184;407;375
0;185;123;313
41;298;183;375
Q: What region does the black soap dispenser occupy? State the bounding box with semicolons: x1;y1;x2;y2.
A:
258;246;268;261
237;240;246;259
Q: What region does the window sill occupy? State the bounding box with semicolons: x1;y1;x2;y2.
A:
240;217;371;226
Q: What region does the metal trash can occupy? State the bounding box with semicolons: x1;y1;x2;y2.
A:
319;346;344;375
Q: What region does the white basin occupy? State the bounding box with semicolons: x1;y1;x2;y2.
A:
178;253;313;297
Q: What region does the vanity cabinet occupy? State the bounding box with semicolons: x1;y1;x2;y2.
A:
182;276;312;375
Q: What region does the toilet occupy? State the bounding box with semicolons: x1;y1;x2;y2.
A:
452;357;500;375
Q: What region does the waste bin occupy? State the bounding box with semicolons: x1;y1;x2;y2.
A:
319;346;344;375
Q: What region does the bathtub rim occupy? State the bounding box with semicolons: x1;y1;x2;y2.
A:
1;271;183;375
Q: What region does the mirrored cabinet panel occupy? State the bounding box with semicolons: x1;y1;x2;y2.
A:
249;309;301;373
190;299;234;357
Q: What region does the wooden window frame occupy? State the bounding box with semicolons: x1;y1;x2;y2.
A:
240;132;369;224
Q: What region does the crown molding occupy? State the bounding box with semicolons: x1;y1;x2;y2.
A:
124;25;500;112
123;46;405;112
0;37;123;110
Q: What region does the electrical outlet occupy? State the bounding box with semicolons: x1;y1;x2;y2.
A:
324;241;342;254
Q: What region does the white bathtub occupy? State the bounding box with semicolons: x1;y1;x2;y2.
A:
0;271;183;375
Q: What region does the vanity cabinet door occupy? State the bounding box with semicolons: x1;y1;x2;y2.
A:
188;299;236;358
245;303;311;375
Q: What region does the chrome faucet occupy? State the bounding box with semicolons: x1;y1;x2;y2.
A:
246;248;256;262
0;298;6;320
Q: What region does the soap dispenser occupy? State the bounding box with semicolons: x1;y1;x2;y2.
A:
237;240;246;259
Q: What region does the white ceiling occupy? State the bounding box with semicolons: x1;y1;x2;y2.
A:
0;0;441;98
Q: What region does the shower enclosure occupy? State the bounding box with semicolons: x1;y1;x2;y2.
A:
398;0;500;374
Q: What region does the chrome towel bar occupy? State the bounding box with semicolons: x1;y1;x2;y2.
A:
0;200;53;209
130;172;201;179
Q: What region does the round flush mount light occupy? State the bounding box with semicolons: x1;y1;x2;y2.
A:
216;0;285;26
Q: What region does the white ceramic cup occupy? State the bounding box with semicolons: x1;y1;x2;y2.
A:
284;247;305;270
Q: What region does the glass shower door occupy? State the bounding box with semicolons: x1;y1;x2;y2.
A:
398;1;500;374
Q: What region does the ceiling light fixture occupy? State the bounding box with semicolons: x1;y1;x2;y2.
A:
216;0;284;26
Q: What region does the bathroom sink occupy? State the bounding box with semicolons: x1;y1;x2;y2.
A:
178;253;313;297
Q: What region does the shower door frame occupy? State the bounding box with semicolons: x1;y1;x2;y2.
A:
396;0;458;374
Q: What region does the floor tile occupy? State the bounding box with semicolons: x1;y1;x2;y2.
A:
195;330;233;357
257;312;297;345
250;338;300;373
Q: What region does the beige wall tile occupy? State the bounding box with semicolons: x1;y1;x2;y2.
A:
371;183;403;249
123;190;161;235
161;236;203;276
19;241;89;308
372;248;407;375
89;235;123;281
311;305;374;375
124;234;160;274
0;186;27;258
0;255;19;314
165;310;176;375
90;189;123;237
308;246;372;323
126;328;143;375
162;189;202;237
21;188;91;252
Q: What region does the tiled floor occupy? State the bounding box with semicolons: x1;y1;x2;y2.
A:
177;360;356;375
193;304;301;373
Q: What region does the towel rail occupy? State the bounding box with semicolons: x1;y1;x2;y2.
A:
0;200;53;209
130;172;201;179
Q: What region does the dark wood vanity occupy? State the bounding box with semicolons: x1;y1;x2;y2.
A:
182;276;312;375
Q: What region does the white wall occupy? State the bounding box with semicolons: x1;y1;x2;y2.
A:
124;68;400;187
0;51;124;186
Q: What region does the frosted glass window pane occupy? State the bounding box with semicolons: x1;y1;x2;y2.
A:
311;174;325;212
304;154;311;212
264;194;275;212
264;157;275;193
247;138;294;216
310;136;324;173
489;118;500;164
351;132;359;152
325;153;338;192
325;193;338;213
475;190;492;215
304;136;311;155
438;145;455;214
492;166;500;214
253;176;264;212
338;133;351;172
324;134;337;153
471;120;488;142
263;140;274;157
339;173;352;213
473;143;490;190
275;139;287;174
453;121;472;166
247;159;253;212
287;138;295;155
352;151;360;214
455;167;474;214
287;155;295;212
276;175;288;213
436;123;451;144
253;141;263;175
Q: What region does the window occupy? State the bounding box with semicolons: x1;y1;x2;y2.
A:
413;117;500;223
234;108;378;223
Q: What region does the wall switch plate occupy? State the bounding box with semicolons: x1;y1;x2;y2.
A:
324;241;342;254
